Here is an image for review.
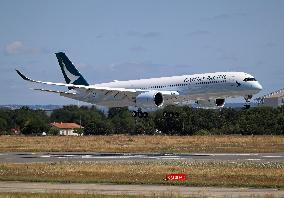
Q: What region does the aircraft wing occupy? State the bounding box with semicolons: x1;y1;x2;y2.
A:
16;70;145;100
16;69;181;103
16;70;137;90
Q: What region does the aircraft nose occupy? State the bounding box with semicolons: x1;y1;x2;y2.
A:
254;82;263;91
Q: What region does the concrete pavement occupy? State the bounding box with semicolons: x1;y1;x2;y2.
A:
0;181;283;197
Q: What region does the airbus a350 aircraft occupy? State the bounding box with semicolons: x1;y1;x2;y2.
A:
16;52;262;118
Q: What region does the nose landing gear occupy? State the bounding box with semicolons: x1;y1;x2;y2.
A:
244;104;251;109
244;95;253;109
132;109;148;118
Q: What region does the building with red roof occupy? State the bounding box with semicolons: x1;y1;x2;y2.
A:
50;122;83;136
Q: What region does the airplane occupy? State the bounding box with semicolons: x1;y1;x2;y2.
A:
16;52;263;118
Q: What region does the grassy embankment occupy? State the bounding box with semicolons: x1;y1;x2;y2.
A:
0;160;283;188
0;135;283;153
0;193;175;198
0;192;277;198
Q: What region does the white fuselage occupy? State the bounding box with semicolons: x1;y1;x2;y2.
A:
66;71;262;109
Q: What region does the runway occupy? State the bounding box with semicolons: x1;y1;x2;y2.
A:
0;152;283;163
0;181;283;197
0;153;283;197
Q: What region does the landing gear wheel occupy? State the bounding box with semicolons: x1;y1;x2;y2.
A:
163;112;168;117
132;111;137;117
168;112;174;117
244;95;252;109
244;104;251;109
174;112;180;118
143;112;148;118
138;111;144;118
163;111;178;118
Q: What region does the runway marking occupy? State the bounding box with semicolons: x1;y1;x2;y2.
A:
82;156;140;159
263;156;282;158
2;152;282;163
81;155;93;159
207;153;259;156
39;154;188;160
160;157;186;160
63;155;76;157
40;155;50;158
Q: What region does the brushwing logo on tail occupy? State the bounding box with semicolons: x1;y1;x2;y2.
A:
61;60;80;84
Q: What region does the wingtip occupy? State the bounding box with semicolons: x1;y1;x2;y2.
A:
55;51;65;55
15;69;22;76
15;69;29;81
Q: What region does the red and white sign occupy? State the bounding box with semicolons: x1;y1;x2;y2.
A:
165;173;187;181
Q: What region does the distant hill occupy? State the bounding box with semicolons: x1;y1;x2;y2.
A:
0;104;63;110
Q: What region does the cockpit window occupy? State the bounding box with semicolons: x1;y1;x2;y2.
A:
243;78;256;82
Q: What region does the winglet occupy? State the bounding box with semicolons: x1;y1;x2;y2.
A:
15;69;31;81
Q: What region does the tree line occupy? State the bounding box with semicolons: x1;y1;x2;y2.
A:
0;105;283;135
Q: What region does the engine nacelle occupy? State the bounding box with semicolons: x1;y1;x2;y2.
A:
196;98;225;108
215;98;225;107
136;91;164;108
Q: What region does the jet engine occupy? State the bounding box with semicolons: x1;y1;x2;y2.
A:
196;98;225;108
136;91;164;108
215;98;225;107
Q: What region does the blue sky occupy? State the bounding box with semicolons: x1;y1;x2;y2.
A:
0;0;283;105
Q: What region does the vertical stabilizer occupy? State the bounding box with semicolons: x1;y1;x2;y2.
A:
55;52;89;86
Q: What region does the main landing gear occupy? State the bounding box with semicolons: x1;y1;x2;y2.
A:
132;110;148;118
163;111;179;118
244;95;253;109
131;108;179;119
